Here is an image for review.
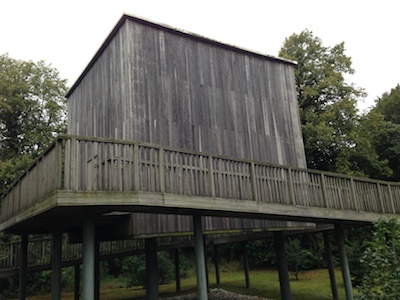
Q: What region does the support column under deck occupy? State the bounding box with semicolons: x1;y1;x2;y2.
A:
193;214;208;300
243;242;250;289
335;223;354;300
82;210;95;300
323;231;339;300
95;237;100;300
175;249;181;292
74;264;80;300
213;244;220;285
52;229;62;300
19;233;28;300
274;232;291;300
145;238;159;300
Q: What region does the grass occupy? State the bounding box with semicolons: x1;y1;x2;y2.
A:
25;266;351;300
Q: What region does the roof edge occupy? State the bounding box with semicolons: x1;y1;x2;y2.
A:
66;13;297;98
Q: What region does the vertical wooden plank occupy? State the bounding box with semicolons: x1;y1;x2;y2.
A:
96;142;102;191
159;148;165;193
287;168;295;205
133;143;139;191
349;178;358;211
250;161;258;201
387;184;396;214
320;173;328;209
208;155;215;198
68;138;76;190
376;183;384;213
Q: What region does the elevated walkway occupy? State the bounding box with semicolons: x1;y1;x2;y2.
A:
1;135;399;300
1;135;399;234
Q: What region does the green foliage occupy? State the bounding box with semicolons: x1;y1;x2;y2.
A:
278;30;398;182
246;239;275;268
356;219;400;299
122;254;146;287
0;53;67;194
122;251;175;287
374;84;400;124
344;226;373;286
285;237;312;280
347;111;393;179
279;30;365;174
367;86;400;181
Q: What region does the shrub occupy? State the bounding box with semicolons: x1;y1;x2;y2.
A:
356;219;400;299
122;251;175;287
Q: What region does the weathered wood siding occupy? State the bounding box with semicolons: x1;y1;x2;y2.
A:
66;15;307;236
129;214;307;236
68;16;306;168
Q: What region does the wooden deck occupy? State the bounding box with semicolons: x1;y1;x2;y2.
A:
1;135;400;232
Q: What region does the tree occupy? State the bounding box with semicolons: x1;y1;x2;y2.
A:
374;84;400;124
369;85;400;181
0;53;67;193
346;111;393;179
278;30;365;173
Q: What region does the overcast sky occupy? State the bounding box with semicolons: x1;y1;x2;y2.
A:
1;0;399;112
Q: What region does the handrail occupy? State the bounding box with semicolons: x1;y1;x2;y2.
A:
0;235;197;275
1;134;400;224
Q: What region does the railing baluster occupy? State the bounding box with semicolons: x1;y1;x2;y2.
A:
250;162;258;201
133;144;139;191
320;173;328;208
376;182;384;213
159;148;165;193
387;184;396;214
350;178;358;211
208;155;215;198
287;168;295;205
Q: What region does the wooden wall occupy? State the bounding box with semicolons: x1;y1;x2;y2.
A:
66;15;307;236
68;16;306;168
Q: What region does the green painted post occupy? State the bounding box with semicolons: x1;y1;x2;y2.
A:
145;238;159;300
335;223;354;300
323;231;339;300
19;234;28;300
193;214;208;300
82;210;95;300
52;229;62;300
274;232;291;300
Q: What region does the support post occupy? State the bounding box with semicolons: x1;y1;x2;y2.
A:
204;240;209;290
335;223;354;300
213;244;220;285
52;229;62;300
193;214;208;300
274;232;291;300
323;231;339;300
82;209;95;300
145;238;159;300
95;237;100;300
74;264;80;300
243;242;250;289
174;249;181;292
19;234;28;300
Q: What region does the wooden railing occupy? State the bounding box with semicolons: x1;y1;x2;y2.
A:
0;235;196;276
1;135;400;223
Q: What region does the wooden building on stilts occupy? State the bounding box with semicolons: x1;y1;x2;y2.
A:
3;14;400;300
65;15;311;298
